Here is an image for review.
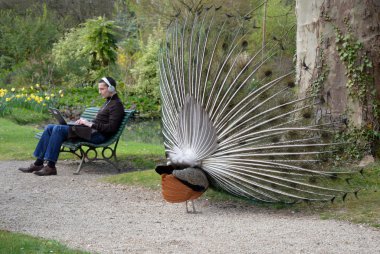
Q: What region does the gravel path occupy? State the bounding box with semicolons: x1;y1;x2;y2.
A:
1;160;379;254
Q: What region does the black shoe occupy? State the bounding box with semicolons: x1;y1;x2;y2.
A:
18;164;44;173
34;165;57;176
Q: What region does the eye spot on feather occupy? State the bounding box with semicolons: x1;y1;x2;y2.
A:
287;81;295;88
222;42;228;51
302;111;312;119
308;176;317;184
329;173;338;180
241;40;248;49
264;70;272;77
321;131;331;140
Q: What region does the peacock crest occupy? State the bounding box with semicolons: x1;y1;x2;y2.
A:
155;5;358;209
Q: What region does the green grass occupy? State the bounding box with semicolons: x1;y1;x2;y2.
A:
4;108;50;124
318;164;380;228
0;118;165;169
0;230;90;254
0;118;41;160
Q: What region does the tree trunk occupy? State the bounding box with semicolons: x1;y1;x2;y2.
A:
295;0;380;129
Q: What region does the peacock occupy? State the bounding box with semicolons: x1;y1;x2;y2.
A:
155;5;357;212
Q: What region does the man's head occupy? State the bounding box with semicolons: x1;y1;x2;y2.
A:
98;77;117;98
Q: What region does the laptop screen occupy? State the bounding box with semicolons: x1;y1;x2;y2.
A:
49;108;67;125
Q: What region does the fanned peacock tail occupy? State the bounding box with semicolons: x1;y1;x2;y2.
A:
158;6;357;203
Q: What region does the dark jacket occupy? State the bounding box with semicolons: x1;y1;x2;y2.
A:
91;94;125;137
67;94;124;141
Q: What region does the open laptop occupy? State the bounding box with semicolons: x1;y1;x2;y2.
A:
49;108;92;140
49;108;77;125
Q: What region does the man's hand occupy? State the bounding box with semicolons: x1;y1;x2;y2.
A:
75;118;93;127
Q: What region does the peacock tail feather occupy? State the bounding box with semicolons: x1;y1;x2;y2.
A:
158;6;356;203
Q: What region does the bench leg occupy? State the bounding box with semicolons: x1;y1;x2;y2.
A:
74;150;86;175
101;146;120;172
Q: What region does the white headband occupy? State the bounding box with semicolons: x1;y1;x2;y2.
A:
101;77;112;88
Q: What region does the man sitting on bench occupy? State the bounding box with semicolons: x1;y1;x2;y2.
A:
18;77;125;176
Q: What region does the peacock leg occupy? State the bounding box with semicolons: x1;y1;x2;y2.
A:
185;200;198;214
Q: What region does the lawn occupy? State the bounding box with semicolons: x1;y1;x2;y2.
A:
0;230;90;254
0;117;165;169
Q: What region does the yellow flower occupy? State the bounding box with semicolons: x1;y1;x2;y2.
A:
21;87;25;91
11;88;15;92
27;97;31;101
60;94;64;97
30;86;34;90
50;93;55;97
5;98;11;102
58;90;62;94
45;96;50;100
35;84;40;88
43;103;46;106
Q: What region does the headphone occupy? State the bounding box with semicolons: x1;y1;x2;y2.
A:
101;77;116;93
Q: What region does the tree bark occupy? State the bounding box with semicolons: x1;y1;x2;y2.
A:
295;0;380;128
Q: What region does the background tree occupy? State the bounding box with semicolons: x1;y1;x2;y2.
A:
295;0;380;158
83;17;120;70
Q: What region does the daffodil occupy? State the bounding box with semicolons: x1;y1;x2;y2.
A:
45;96;50;100
0;89;6;97
6;98;11;102
58;90;62;94
35;84;40;88
11;88;15;92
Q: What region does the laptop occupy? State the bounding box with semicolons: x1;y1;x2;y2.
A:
49;108;77;125
49;108;92;140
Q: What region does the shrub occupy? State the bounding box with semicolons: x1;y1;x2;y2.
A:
0;6;61;86
52;16;121;86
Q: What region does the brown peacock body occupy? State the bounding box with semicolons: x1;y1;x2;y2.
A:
155;5;357;209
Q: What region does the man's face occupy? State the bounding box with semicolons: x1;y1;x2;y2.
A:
98;82;111;98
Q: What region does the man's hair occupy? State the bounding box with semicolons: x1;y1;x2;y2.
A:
99;77;117;89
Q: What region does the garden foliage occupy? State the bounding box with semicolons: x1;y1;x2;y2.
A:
0;0;296;118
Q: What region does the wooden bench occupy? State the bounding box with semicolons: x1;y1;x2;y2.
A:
35;107;136;174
